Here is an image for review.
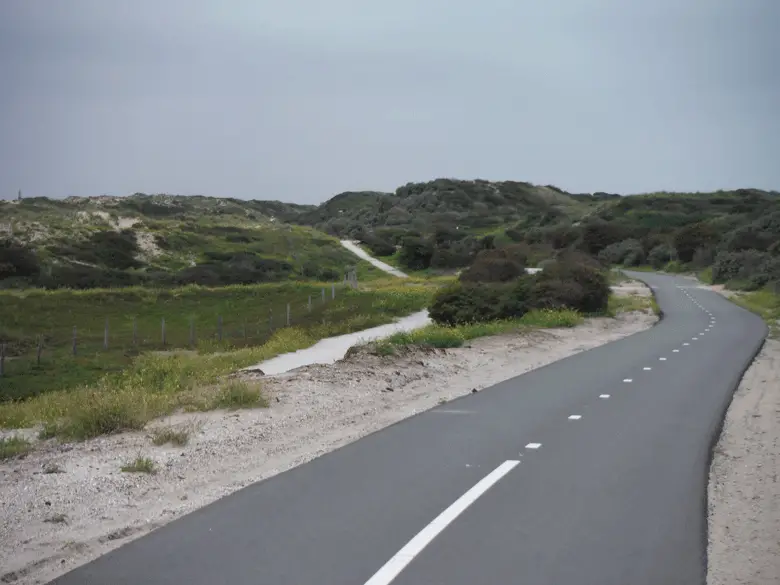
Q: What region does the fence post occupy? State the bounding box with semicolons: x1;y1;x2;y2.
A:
189;317;195;346
321;288;325;303
269;309;273;331
72;326;77;356
0;343;5;377
308;295;312;312
242;321;247;340
132;317;137;346
218;315;223;341
286;303;291;327
332;283;335;299
103;318;109;349
161;317;166;346
36;336;43;366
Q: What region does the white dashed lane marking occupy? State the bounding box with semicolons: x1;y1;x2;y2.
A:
599;394;610;399
363;460;519;585
623;379;633;383
568;415;582;420
643;367;652;370
673;349;680;352
525;443;542;450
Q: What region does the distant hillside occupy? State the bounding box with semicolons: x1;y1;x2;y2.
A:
295;179;594;237
2;182;778;290
0;194;354;289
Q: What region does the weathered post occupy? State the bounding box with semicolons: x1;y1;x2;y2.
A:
308;295;312;312
218;315;223;342
72;326;78;356
286;303;291;327
269;308;273;331
189;317;195;346
103;318;109;349
132;317;138;346
0;343;5;377
36;336;43;366
161;317;166;346
332;283;335;299
321;288;325;303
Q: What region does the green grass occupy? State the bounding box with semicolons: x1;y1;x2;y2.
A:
0;436;32;460
607;294;657;316
121;456;156;474
0;280;435;438
0;281;434;402
697;267;713;284
209;380;267;410
370;309;583;354
149;425;192;446
729;288;780;337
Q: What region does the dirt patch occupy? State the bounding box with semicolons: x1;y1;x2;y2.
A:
0;308;656;584
707;339;780;584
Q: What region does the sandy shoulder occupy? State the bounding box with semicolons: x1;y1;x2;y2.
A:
0;289;655;584
707;338;780;585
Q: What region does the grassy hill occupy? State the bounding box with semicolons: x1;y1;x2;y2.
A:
0;194;378;289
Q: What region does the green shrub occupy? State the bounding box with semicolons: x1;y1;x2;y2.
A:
399;237;434;270
597;239;645;266
648;244;674;269
428;280;530;325
531;258;610;313
712;250;780;289
459;245;528;283
0;240;40;280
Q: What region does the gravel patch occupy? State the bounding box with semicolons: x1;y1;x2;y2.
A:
707;339;780;584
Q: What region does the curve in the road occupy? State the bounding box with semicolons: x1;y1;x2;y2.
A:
49;272;767;585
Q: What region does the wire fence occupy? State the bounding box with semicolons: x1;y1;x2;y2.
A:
0;271;361;379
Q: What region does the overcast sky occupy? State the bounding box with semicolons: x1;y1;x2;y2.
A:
0;1;778;203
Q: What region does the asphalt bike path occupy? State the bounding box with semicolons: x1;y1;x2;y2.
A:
49;272;767;585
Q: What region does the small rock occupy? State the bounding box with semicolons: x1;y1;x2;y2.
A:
45;501;52;506
385;387;394;392
471;388;478;393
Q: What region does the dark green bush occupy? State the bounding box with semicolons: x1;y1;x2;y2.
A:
531;258;610;313
459;244;529;283
429;279;533;325
597;239;645;266
648;244;674;269
0;240;39;279
712;250;780;289
398;237;434;270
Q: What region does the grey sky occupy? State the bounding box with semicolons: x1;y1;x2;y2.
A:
0;1;778;203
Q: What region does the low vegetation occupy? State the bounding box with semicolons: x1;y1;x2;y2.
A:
0;436;32;460
0;281;435;439
0;281;433;401
3;177;778;446
149;424;193;447
121;455;157;474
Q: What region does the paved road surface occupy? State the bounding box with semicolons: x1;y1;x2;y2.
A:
50;272;767;585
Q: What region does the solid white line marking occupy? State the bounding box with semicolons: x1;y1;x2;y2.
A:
568;415;582;420
525;443;542;449
599;394;610;399
363;460;519;585
643;367;652;370
623;378;633;383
